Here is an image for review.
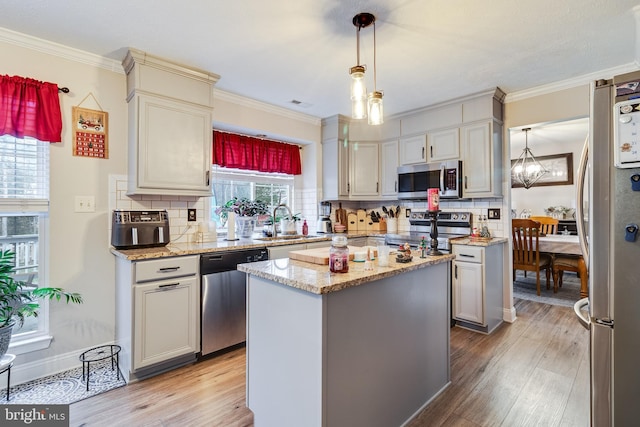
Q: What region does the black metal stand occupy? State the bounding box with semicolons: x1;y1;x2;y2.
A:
427;210;442;256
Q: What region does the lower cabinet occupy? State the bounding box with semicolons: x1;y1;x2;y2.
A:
116;254;200;381
133;276;198;370
452;242;504;334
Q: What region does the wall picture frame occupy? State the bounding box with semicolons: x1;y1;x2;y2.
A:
511;152;573;188
72;106;109;158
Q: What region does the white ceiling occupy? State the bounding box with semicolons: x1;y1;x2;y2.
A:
1;1;639;121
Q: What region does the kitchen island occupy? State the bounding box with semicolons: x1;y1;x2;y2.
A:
238;252;454;427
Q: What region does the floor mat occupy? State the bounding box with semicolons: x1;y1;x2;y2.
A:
513;270;582;308
0;358;125;405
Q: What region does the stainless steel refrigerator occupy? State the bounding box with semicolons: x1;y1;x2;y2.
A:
574;71;640;426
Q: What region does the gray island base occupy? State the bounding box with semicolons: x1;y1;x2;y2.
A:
238;253;454;427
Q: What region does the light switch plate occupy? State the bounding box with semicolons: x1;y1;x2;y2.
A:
75;196;95;213
488;208;500;220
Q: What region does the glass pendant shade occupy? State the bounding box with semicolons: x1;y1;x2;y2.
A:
350;65;367;119
511;128;547;189
367;91;384;125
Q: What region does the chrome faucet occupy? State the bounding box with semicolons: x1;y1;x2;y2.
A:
272;203;293;237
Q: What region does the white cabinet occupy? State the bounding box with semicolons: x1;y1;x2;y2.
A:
267;243;307;260
322;138;350;200
116;254;200;381
380;140;399;197
133;275;198;370
427;128;460;162
399;135;427;165
128;93;213;196
123;48;219;196
350;142;380;198
461;121;503;198
452;242;504;334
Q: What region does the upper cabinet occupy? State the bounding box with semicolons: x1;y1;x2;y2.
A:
123;48;220;196
380;140;399;198
320;89;504;201
427;128;460;162
399;135;426;165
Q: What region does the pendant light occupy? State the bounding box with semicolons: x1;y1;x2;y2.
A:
349;13;383;125
511;128;548;189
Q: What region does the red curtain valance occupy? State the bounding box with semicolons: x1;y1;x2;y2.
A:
0;75;62;142
213;131;302;175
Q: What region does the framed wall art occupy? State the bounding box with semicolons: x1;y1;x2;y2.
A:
511;152;573;188
72;106;108;158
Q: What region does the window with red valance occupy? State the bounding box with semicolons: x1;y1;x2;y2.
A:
213;131;302;175
0;75;62;142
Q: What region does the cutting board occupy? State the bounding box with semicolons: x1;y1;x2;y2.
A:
335;203;348;228
289;246;377;265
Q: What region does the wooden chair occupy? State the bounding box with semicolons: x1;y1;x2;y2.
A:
529;216;559;235
512;219;554;295
553;255;588;298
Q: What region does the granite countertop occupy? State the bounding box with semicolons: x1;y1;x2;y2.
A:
110;232;386;261
237;251;455;295
451;236;508;247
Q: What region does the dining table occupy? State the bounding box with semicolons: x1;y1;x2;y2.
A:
538;234;588;298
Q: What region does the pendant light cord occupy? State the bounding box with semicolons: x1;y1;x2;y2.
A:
373;21;377;91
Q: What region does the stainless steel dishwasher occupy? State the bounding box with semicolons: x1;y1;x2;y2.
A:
200;248;268;356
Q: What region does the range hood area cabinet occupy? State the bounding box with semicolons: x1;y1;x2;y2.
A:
122;48;220;196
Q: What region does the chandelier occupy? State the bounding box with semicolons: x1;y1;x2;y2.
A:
349;12;383;125
511;128;548;189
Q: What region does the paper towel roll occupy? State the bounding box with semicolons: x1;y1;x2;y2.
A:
226;212;236;240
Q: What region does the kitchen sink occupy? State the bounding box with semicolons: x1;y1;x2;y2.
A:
254;235;317;241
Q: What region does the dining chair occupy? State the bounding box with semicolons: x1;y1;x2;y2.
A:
553;255;588;297
512;219;554;295
529;216;559;235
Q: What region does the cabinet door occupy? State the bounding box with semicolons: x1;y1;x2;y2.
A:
267;243;307;260
399;135;427;165
133;276;198;370
132;94;212;196
322;138;350;199
453;260;484;324
380;140;399;197
350;142;379;197
461;122;493;196
427;128;460;162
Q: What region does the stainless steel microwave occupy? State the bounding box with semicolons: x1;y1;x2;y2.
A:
397;160;463;200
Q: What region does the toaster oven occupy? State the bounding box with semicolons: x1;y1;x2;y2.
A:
111;210;170;249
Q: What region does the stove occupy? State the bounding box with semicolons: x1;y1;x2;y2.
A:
385;211;472;253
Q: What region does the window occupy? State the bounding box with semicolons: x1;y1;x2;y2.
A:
210;166;294;228
0;134;50;352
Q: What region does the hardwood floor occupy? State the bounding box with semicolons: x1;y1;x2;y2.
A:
70;298;589;426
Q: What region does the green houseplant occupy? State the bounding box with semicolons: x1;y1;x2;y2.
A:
0;250;83;357
215;197;270;238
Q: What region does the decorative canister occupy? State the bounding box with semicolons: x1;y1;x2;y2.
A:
329;235;349;273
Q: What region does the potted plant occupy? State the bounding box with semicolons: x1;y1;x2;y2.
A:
215;197;270;238
0;250;83;358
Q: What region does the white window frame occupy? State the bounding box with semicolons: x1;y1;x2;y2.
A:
0;135;52;354
209;166;295;227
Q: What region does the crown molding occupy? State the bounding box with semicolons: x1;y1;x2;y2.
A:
213;89;321;126
0;26;123;73
505;62;640;103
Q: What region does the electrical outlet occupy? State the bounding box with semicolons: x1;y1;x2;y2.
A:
74;196;95;213
488;208;501;220
188;209;197;222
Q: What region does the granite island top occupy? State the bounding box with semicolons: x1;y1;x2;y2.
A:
110;232;386;261
237;251;455;295
451;236;508;247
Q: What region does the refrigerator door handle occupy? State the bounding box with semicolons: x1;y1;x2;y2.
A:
573;297;590;330
575;135;589;266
